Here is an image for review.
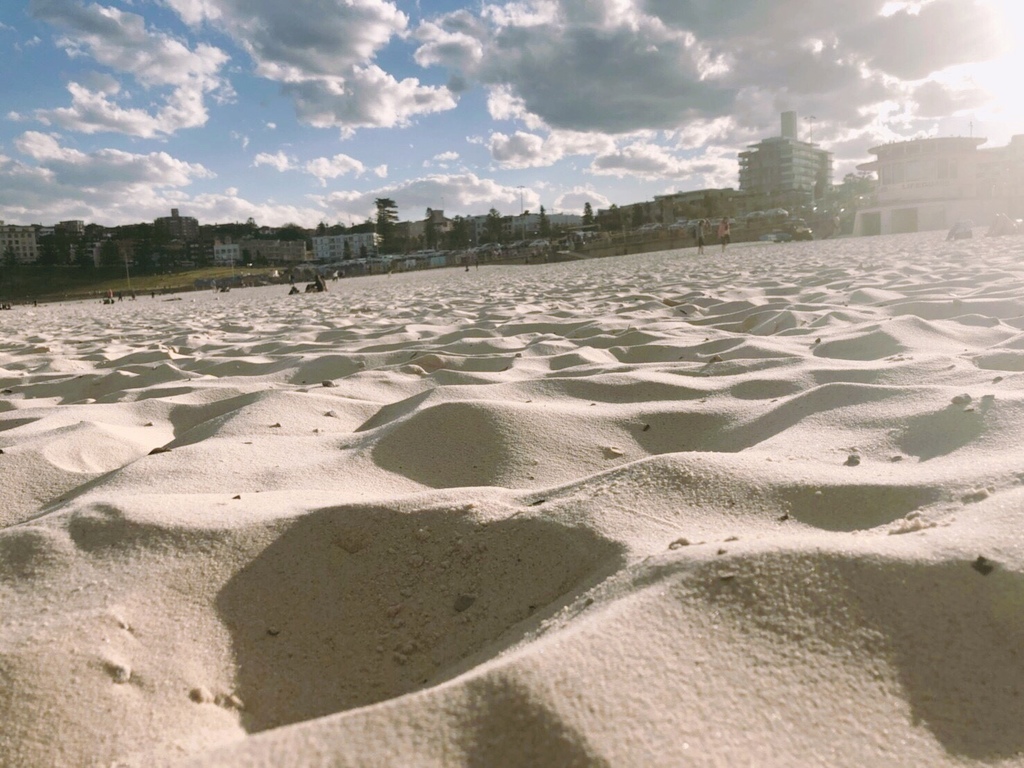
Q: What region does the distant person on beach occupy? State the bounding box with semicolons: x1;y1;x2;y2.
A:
695;219;706;254
314;272;328;292
718;218;731;252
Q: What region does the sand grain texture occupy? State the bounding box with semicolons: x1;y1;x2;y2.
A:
3;232;1024;766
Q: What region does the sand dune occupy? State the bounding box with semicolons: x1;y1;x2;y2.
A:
2;232;1024;765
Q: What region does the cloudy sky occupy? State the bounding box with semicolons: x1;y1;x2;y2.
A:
1;0;1021;227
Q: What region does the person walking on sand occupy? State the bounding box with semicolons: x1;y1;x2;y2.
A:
695;218;706;255
717;217;731;253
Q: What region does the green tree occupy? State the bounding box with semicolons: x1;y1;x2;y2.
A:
447;216;470;249
484;208;503;243
539;205;550;237
424;208;438;249
37;235;60;267
631;206;643;229
583;202;594;226
99;239;121;269
3;246;16;268
316;221;328;236
375;198;399;253
277;223;306;241
73;241;92;269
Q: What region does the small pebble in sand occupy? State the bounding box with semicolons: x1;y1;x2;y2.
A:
778;513;790;521
322;380;337;387
724;535;739;542
951;394;972;406
325;410;339;418
454;594;476;612
106;663;131;684
668;538;691;549
409;554;425;568
961;488;990;504
709;354;723;363
269;422;282;428
143;422;154;427
972;556;996;576
642;423;651;431
189;686;214;704
149;446;171;455
215;692;245;710
844;454;860;466
232;494;241;500
890;455;904;462
267;627;280;636
604;446;625;458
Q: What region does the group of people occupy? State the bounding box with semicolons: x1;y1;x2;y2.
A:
691;218;731;254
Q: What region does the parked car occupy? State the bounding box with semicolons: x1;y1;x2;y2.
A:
781;218;814;241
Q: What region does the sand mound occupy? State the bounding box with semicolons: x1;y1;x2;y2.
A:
5;232;1024;765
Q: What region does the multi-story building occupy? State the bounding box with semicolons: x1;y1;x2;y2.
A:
853;134;1024;235
214;238;308;265
655;189;737;223
213;241;242;266
739;112;833;206
155;208;199;241
57;220;85;236
0;221;39;264
312;232;380;261
243;238;307;264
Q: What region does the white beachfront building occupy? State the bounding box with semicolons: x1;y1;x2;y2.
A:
213;241;242;266
0;221;39;264
312;232;380;261
853;135;1024;236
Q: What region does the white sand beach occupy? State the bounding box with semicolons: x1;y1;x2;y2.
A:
3;232;1024;766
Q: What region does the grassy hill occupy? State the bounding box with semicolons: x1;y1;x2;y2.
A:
0;265;280;304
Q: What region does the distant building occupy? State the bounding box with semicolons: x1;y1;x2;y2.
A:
56;220;85;236
155;208;199;241
853;135;1024;235
739;111;833;206
0;221;39;264
313;232;380;261
244;238;307;264
214;237;307;265
655;189;737;223
213;241;242;266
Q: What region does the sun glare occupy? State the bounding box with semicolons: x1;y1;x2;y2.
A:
977;0;1024;118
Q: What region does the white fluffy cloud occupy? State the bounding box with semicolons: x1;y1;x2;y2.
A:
0;131;220;223
254;149;388;187
252;151;295;173
282;66;457;134
416;0;1005;143
29;0;230;137
554;186;611;215
312;172;540;223
161;0;458;133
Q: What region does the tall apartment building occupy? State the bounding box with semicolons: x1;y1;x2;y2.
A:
155;208;199;241
853;134;1024;235
0;221;39;264
739;112;833;205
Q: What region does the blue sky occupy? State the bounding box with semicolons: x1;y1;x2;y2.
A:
1;0;1022;228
